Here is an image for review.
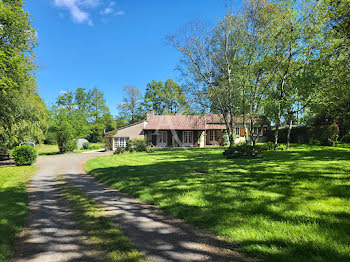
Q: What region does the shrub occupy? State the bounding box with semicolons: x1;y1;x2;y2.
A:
223;143;264;158
114;147;126;154
90;145;100;150
82;142;90;149
261;141;274;151
58;139;77;153
221;131;230;146
146;147;155;153
279;144;287;150
126;139;146;152
12;145;38;166
341;132;350;143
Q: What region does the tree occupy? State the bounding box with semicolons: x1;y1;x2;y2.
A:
0;0;37;95
55;87;112;142
50;107;90;153
144;80;165;115
87;87;110;142
0;0;47;148
167;19;243;146
163;79;189;114
302;0;350;140
265;0;330;149
144;79;189;115
117;86;144;124
167;2;274;146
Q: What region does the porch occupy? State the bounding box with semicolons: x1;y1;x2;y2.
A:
145;130;204;148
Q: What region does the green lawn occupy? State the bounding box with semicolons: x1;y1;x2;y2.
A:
36;143;104;155
0;166;36;262
58;179;146;262
85;144;350;262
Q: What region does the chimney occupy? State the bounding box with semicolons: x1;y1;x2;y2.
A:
147;111;155;120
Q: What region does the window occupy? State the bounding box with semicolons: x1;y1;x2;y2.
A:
159;131;167;144
183;131;193;144
215;130;219;141
114;137;128;149
209;130;214;141
252;128;263;136
236;127;240;136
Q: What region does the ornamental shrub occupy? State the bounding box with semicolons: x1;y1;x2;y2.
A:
223;143;264;158
146;147;155;153
114;147;126;154
126;139;146;152
12;145;38;166
82;142;90;149
58;139;77;153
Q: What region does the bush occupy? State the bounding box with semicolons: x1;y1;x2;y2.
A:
90;145;100;150
221;131;230;146
114;147;126;154
223;143;264;158
58;139;77;153
126;139;146;152
12;145;38;166
261;141;274;151
146;147;155;153
82;142;90;149
341;132;350;143
279;144;287;150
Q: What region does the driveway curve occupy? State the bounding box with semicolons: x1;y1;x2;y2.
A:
14;152;243;262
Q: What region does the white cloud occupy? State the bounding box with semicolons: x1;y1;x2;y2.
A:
53;0;124;25
59;90;68;95
53;0;100;25
101;7;113;15
115;10;125;16
100;1;124;16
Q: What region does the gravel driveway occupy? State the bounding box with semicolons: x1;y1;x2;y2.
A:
14;152;242;262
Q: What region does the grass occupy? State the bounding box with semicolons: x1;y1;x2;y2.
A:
85;144;350;262
58;179;146;262
0;166;36;262
36;143;104;155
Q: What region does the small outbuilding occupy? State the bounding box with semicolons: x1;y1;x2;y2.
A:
76;138;89;150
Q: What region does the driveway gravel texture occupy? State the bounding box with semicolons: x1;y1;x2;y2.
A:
14;152;243;262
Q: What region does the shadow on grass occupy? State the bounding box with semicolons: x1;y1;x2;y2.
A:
0;187;28;261
87;146;350;262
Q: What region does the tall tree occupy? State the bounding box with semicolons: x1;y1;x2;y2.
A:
144;80;165;115
50;106;90;153
265;0;330;149
144;79;188;115
117;86;144;124
0;0;47;148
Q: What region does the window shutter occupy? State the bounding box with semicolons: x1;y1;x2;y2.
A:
240;127;244;137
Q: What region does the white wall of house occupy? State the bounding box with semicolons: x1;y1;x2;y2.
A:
112;121;146;149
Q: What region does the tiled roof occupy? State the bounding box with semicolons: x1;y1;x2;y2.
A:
144;115;205;130
144;114;269;130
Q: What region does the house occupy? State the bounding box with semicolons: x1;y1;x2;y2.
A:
105;111;269;151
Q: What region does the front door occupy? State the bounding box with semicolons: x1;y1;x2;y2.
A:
183;131;193;147
157;131;168;147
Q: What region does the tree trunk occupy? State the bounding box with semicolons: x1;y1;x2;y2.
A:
222;111;234;147
287;114;293;149
274;103;281;150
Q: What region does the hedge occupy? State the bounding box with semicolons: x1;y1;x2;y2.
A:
266;123;339;146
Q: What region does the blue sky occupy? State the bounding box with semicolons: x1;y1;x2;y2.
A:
25;0;234;115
